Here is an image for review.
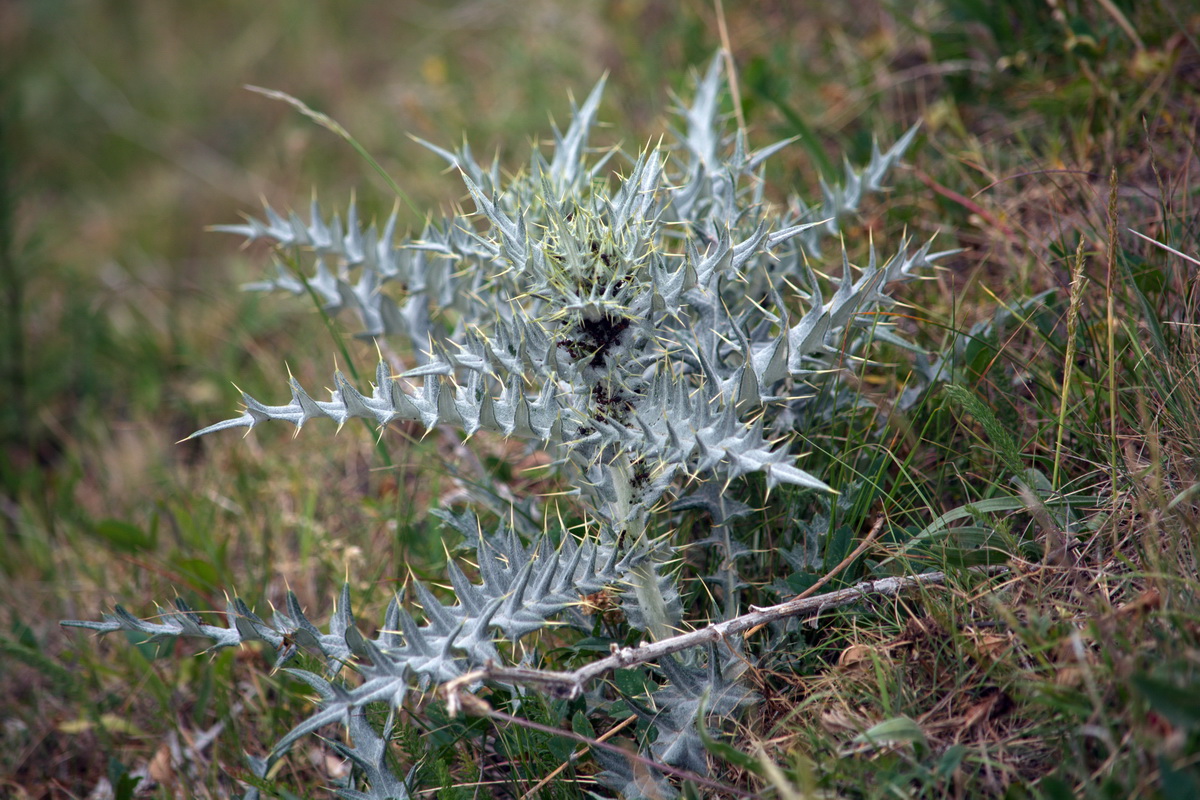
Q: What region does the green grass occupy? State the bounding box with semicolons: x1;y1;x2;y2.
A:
4;1;1200;798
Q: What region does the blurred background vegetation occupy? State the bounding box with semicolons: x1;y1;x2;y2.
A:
3;1;1199;797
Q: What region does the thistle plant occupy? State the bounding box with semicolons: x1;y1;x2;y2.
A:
65;54;947;798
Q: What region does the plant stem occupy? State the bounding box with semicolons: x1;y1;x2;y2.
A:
1054;238;1087;490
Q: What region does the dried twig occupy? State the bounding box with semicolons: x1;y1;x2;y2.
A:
445;696;757;798
912;167;1019;243
518;715;637;800
443;570;951;704
745;515;886;637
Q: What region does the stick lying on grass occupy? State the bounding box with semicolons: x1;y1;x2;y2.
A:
442;569;953;707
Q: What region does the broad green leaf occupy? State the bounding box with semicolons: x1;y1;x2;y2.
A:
92;519;155;553
852;716;928;752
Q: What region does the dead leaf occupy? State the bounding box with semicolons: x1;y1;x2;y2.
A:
838;643;877;668
821;708;866;735
1116;588;1161;616
148;743;174;785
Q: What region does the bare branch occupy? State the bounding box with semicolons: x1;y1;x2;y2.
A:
444;570;953;702
441;695;758;798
